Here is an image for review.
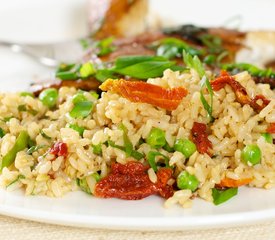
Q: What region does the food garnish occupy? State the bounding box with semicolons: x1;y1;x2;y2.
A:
99;78;188;110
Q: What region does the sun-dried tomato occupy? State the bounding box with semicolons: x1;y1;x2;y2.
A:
94;162;174;200
211;71;271;113
49;142;68;157
267;123;275;134
99;79;188;111
191;122;213;156
216;177;252;188
211;70;250;105
250;94;271;112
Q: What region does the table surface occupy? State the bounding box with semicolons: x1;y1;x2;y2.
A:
0;215;274;240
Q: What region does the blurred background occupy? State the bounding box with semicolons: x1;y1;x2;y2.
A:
0;0;274;91
0;0;274;43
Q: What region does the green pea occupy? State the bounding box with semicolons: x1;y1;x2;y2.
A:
92;144;102;155
72;93;87;104
261;133;273;144
177;171;199;192
241;144;261;166
69;101;93;119
146;128;166;148
39;88;58;108
174;139;196;158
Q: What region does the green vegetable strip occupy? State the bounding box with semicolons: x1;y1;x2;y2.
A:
0;131;29;172
222;63;275;78
92;144;102;155
96;37;116;57
261;133;273;144
27;145;47;155
212;188;238;205
0;128;5;138
69;124;85;137
119;124;133;156
113;61;175;79
114;56;168;69
155;37;202;59
76;178;91;194
107;140;144;160
183;51;214;121
147;151;170;172
40;130;51;140
79;62;96;78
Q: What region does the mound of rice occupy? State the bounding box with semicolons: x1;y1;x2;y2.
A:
0;69;274;207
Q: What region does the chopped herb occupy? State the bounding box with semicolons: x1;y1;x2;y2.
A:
27;145;47;155
183;51;214;121
27;108;38;116
222;63;275;78
76;173;101;194
6;174;25;188
261;133;273;144
55;64;81;81
163;142;174;153
95;37;116;57
76;178;91;194
92;144;102;155
40;130;51;140
90;91;99;99
199;34;223;54
107;139;143;160
119;123;133;156
212;187;238;205
147;151;170;172
154;37;202;59
79;62;96;78
0;128;5;138
95;69;117;82
20;92;34;97
112;55;176;79
203;55;216;65
79;38;90;50
69;124;85;137
3;117;13;122
130;150;144;160
18;105;27;112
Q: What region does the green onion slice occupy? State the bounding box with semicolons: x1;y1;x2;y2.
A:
212;187;238;205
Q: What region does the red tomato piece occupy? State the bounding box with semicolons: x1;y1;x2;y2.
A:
100;79;188;110
49;142;68;157
94;162;174;200
191;122;213;156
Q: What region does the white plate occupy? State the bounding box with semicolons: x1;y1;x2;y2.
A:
0;0;275;230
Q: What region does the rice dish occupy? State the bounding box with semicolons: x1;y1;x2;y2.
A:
0;68;274;207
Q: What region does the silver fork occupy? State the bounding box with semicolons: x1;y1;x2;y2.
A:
0;40;86;68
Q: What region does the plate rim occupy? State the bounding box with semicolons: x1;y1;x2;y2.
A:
0;201;275;230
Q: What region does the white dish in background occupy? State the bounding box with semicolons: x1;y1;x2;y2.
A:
0;0;274;231
0;0;89;44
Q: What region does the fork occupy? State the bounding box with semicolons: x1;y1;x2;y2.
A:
0;40;86;68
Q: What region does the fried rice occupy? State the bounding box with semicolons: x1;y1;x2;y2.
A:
0;69;274;207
